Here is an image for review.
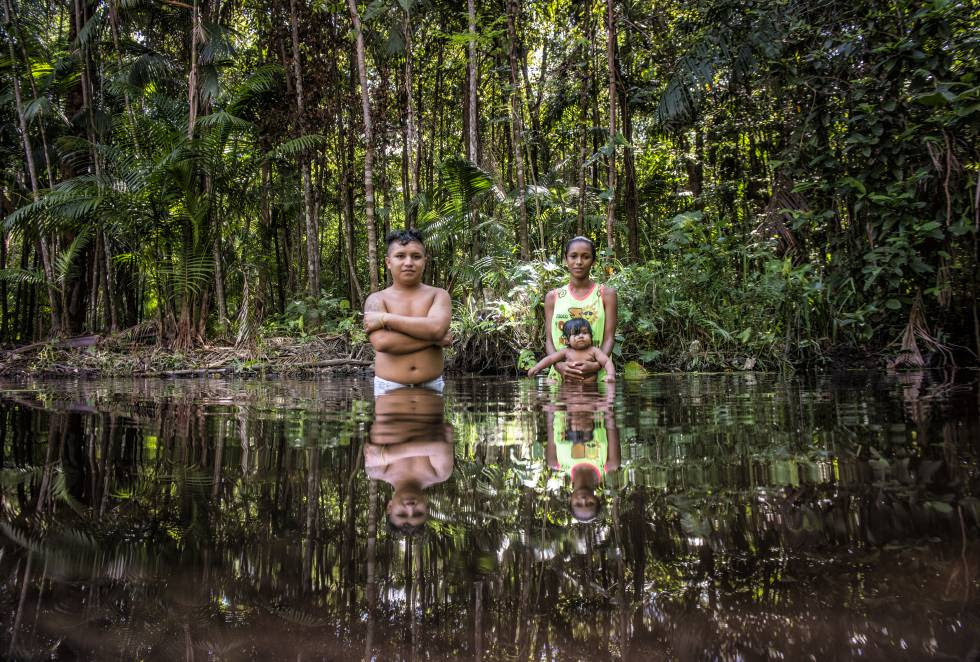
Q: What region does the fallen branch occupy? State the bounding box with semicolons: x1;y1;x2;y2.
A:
5;335;101;356
133;357;371;377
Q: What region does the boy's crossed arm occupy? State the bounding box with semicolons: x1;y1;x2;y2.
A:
364;292;451;354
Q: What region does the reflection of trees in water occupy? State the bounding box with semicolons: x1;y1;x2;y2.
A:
0;376;977;660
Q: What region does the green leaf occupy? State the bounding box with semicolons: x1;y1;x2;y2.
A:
623;361;649;380
839;176;866;195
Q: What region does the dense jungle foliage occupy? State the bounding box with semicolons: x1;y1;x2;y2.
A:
1;0;978;369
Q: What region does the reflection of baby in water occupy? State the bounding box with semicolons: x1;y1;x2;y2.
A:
363;386;454;535
545;388;620;522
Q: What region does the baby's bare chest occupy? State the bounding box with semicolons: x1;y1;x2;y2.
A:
566;348;597;363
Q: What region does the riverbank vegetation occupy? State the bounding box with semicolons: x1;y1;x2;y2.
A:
2;0;978;373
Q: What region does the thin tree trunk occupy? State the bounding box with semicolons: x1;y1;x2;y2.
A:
289;0;321;296
604;0;617;255
403;7;418;227
100;230;118;331
212;219;227;324
618;45;638;261
258;160;272;320
108;0;142;156
2;0;60;335
89;233;101;330
174;0;200;349
507;0;530;259
13;14;56;191
576;3;591;236
347;0;379;292
467;0;481;263
0;223;6;341
467;0;479;164
187;0;200;141
338;105;364;305
520;34;547;181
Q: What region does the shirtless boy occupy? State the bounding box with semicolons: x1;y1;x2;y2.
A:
363;229;452;396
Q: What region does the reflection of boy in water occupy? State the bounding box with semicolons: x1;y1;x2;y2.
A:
546;391;620;522
363;386;454;534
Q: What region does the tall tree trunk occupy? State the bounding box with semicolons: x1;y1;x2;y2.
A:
467;0;479;164
403;7;418;227
507;0;530;259
604;0;617;256
348;0;380;292
290;0;321;296
187;0;200;141
576;3;591;236
174;1;202;350
467;0;481;263
618;36;638;261
1;221;7;341
212;219;227;324
108;0;142;157
2;0;60;335
520;35;547;181
338;105;364;305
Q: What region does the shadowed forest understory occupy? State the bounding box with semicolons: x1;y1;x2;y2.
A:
1;0;979;373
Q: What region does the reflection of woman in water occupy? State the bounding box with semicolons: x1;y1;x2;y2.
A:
545;385;620;522
363;386;454;535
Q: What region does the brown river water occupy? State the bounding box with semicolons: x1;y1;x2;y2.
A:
0;372;978;660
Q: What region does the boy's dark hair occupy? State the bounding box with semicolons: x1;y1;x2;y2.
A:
564;235;596;258
562;317;593;340
386;228;425;253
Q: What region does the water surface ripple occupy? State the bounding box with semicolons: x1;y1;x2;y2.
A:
0;372;978;660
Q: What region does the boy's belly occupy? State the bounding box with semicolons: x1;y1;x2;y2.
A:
374;346;444;384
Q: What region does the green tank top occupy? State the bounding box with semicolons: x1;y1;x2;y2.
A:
552;410;608;479
549;282;605;380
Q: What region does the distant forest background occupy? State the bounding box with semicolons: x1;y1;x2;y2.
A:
1;0;978;369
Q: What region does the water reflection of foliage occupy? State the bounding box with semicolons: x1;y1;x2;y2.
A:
0;376;978;659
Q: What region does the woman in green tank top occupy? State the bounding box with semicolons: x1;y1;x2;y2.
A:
543;237;618;381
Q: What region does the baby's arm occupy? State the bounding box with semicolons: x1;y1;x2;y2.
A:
528;349;568;376
590;348;616;381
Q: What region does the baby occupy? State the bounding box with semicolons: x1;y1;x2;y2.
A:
528;318;615;382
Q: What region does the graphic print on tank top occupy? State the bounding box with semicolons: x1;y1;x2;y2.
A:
551;283;604;349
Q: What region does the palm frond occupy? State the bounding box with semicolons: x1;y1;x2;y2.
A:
127;52;177;90
0;268;45;286
264;134;328;160
23;95;53;123
3;196;48;232
439;155;502;212
53;226;94;285
195;110;252;131
155;253;214;298
227;64;284;110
